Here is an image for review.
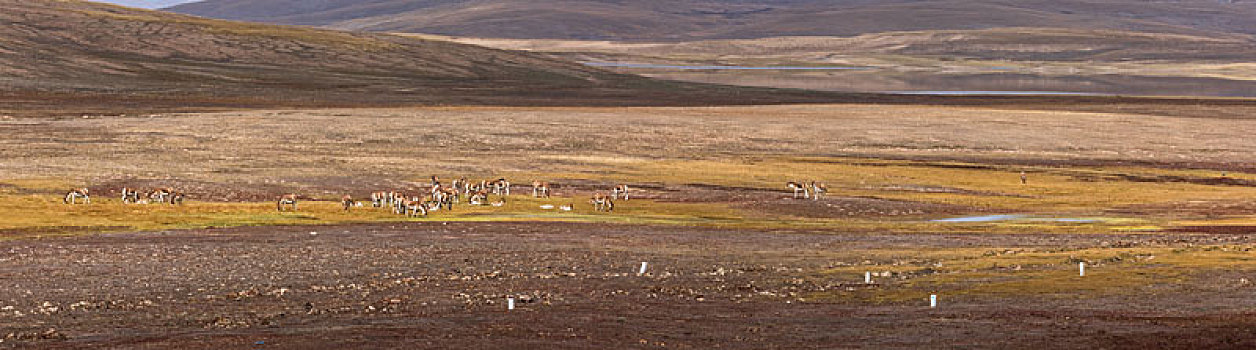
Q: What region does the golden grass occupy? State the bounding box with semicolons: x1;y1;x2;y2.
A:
810;245;1256;303
9;152;1253;238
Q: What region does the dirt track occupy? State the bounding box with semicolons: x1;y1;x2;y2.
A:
1;222;1253;349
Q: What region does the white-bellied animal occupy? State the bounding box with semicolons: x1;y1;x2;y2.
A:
441;187;459;207
809;181;827;200
590;192;614;212
371;191;387;208
532;181;551;198
463;180;480;195
277;194;298;212
491;199;505;207
64;188;90;205
403;199;428;217
120;187;140;204
560;204;574;211
612;184;630;201
148;188;173;204
787;181;809;199
488;178;510;195
342;195;353;211
468;189;489;206
392;193;410;214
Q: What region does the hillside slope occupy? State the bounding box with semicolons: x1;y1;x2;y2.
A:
0;0;843;116
168;0;1256;41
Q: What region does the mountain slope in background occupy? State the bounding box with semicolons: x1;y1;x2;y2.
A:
168;0;1256;41
91;0;201;9
0;0;842;116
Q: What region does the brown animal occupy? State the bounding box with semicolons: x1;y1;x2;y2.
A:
809;181;827;201
277;194;298;212
532;181;551;198
787;181;808;199
612;184;630;201
148;188;174;204
468;189;489;206
487;178;511;195
64;188;90;204
168;191;185;205
371;191;388;207
590;192;614;212
120;187;140;204
342;195;353;211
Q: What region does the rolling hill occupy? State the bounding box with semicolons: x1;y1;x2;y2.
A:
0;0;843;116
91;0;202;9
168;0;1256;41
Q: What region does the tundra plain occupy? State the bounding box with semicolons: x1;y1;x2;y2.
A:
2;103;1255;348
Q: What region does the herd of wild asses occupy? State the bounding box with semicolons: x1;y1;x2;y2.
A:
63;176;835;216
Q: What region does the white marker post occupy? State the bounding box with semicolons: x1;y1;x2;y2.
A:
865;271;872;284
929;294;937;308
507;296;515;310
639;262;648;275
1079;262;1086;277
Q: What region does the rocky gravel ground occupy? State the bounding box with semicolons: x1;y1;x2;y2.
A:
0;223;1253;349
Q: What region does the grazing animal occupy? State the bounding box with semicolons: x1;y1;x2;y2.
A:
590;192;614;212
64;188;90;205
120;187;140;204
148;188;173;204
612;184;630;201
277;194;298;212
532;181;551;198
787;181;809;199
809;181;827;201
341;195;353;211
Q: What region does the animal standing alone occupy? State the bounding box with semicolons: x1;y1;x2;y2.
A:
342;195;354;211
277;194;298;212
64;188;90;205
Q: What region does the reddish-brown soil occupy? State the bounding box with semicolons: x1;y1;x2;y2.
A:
1;222;1253;349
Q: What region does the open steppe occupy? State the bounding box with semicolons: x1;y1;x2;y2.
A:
3;102;1256;347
